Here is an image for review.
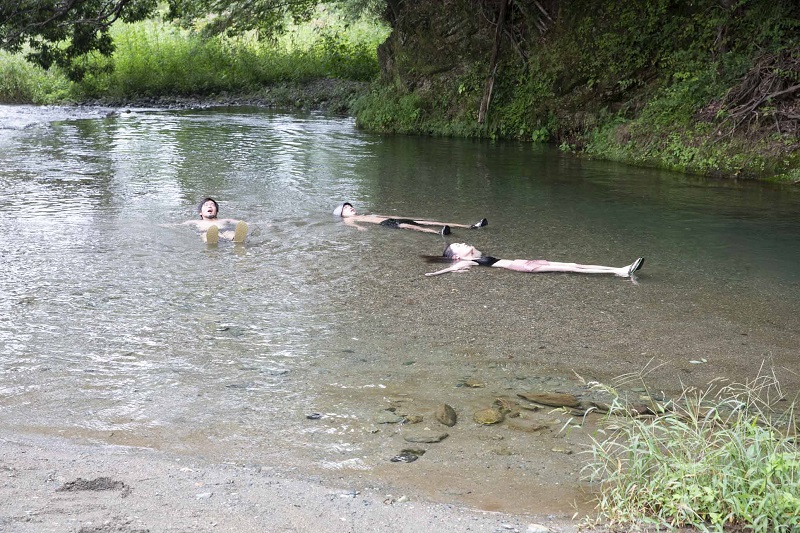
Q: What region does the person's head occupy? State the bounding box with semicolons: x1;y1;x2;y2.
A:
444;243;482;261
198;197;219;220
333;202;356;217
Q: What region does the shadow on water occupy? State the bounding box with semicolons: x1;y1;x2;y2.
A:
1;105;799;514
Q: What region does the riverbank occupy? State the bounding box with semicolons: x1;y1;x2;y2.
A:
73;78;371;115
0;430;591;533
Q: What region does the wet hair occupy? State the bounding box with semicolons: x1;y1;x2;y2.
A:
422;243;499;266
332;201;353;217
422;243;460;264
198;197;219;219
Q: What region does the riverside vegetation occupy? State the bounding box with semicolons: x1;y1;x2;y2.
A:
353;0;800;183
582;367;799;532
0;7;388;111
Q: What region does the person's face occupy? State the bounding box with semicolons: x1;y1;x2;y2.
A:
341;204;357;217
449;243;481;260
201;200;218;219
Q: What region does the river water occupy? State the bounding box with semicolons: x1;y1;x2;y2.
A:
1;105;799;512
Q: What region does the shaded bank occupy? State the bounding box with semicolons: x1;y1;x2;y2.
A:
357;0;800;182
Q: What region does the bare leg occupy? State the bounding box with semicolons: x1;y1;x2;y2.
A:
531;262;626;276
414;220;471;228
411;219;487;229
398;223;448;235
512;258;644;277
538;258;644;277
218;221;248;241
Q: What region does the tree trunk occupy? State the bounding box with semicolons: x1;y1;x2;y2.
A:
478;0;509;124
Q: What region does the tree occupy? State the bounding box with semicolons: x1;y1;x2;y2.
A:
164;0;319;37
0;0;158;80
0;0;368;80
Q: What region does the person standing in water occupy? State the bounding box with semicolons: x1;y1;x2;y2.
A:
333;202;488;236
424;242;644;278
184;197;248;244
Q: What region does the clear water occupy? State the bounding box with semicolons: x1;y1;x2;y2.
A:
1;105;799;506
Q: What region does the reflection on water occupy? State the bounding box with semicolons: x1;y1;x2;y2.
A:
1;105;799;509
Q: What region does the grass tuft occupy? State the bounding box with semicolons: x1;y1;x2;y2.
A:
583;365;800;531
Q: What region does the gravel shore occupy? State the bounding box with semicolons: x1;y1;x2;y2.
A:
1;430;591;533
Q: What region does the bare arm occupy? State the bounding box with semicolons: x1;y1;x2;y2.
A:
342;218;368;231
425;260;478;276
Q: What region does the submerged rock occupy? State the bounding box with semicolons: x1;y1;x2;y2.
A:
391;447;427;463
402;414;424;424
505;418;550;433
375;410;405;424
459;378;485;388
473;407;505;425
435;403;457;427
493;397;521;417
517;391;581;409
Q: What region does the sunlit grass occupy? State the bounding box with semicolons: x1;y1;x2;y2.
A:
0;51;74;104
583;367;800;531
0;9;389;103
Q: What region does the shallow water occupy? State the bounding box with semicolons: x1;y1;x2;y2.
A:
1;105;799;511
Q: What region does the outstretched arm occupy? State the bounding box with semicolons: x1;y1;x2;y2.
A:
425;260;478;276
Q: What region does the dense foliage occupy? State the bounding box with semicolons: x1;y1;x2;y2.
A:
0;0;375;80
0;10;386;104
164;0;316;36
0;0;157;80
357;0;800;180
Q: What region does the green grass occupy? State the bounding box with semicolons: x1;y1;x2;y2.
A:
0;9;389;103
583;369;800;531
0;51;74;104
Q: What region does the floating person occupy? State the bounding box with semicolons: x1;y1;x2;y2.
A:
183;197;248;244
424;242;645;278
333;202;488;236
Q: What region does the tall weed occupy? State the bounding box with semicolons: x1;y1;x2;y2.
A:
0;51;73;104
584;368;800;531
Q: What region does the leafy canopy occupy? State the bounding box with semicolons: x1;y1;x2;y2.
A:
0;0;382;80
0;0;158;80
165;0;318;37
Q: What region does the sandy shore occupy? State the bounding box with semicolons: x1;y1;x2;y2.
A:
1;430;595;533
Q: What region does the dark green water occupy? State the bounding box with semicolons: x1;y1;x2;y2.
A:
1;105;798;510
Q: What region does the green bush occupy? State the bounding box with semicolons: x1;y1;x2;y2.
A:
352;86;424;133
0;51;73;104
584;372;800;531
